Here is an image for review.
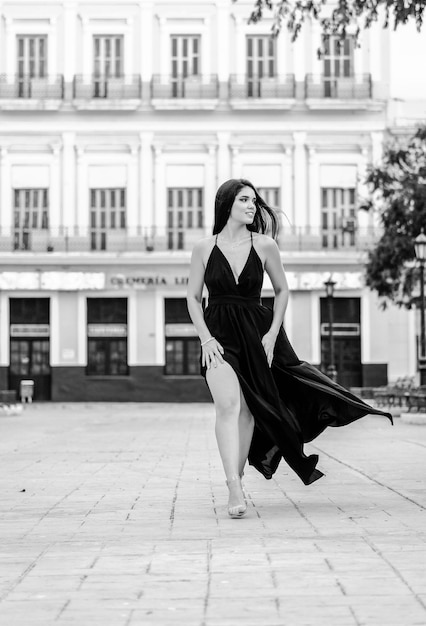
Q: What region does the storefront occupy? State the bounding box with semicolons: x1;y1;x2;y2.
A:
0;259;416;401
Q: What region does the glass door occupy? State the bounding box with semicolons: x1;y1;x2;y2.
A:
246;36;275;97
9;339;51;400
93;36;123;97
171;36;200;97
323;36;354;97
17;36;47;97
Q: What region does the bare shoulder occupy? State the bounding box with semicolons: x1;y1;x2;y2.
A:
253;233;279;254
191;236;216;264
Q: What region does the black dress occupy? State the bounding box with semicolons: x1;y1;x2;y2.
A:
202;234;392;485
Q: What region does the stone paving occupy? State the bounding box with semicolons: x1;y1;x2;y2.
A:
0;402;425;626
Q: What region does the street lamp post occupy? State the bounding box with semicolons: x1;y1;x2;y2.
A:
324;276;338;383
414;230;426;386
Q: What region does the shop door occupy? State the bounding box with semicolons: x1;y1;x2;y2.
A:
320;297;362;388
9;339;51;400
321;336;362;388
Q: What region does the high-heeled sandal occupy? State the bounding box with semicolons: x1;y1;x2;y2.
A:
226;476;247;518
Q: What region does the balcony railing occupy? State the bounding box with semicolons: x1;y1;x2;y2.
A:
0;226;381;254
0;75;64;99
305;74;372;99
73;75;142;99
151;75;219;99
229;74;296;99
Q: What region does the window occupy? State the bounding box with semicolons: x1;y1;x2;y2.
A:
17;36;47;97
87;298;128;376
164;298;201;375
246;36;276;97
321;188;357;249
257;187;280;208
323;36;354;97
13;189;49;251
167;188;204;250
90;188;126;251
93;36;123;97
171;36;200;97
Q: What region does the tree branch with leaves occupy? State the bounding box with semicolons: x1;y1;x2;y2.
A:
360;126;426;308
235;0;426;42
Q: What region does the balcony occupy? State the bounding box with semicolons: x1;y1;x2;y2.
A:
0;226;381;255
229;74;296;110
305;74;380;110
151;75;219;110
0;75;64;110
73;75;142;110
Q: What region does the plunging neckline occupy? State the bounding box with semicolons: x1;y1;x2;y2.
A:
215;244;254;285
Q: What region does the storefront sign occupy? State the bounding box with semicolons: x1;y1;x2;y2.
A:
165;323;198;337
109;273;188;288
10;324;50;337
0;272;105;291
87;324;128;338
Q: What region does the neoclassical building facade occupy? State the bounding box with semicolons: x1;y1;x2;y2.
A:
0;0;422;400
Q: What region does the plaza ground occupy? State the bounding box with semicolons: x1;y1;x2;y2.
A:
0;402;425;625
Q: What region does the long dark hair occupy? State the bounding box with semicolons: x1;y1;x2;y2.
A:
212;178;279;239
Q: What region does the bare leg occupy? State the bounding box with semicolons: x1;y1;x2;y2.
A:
206;361;246;516
238;389;254;478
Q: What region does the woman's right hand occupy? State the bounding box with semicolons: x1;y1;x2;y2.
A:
202;338;225;369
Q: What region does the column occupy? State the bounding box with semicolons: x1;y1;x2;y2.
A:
216;131;230;186
293;131;307;227
50;145;61;231
233;16;244;77
361;288;371;364
231;146;241;178
158;17;168;76
127;146;139;233
62;132;76;231
370;132;383;230
50;293;60;367
77;293;87;366
310;22;322;78
139;132;154;231
281;146;293;226
127;292;137;366
308;148;320;230
0;147;12;232
311;291;320;364
202;19;211;79
63;2;77;84
124;18;134;78
49;18;58;79
75;147;88;231
205;145;217;233
217;1;230;82
153;145;166;240
5;18;14;77
357;148;370;232
140;1;153;85
0;291;9;367
80;17;90;75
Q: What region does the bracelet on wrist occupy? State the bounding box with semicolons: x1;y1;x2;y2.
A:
201;336;215;347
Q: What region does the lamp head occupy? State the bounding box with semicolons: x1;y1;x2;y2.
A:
324;275;336;298
414;229;426;262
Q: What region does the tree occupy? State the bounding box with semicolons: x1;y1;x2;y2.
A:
235;0;426;42
360;126;426;309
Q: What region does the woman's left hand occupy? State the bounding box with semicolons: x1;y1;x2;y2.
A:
261;331;277;367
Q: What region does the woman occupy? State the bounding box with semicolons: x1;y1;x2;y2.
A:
186;179;392;519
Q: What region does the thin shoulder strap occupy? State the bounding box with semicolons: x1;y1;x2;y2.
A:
215;233;218;244
250;231;253;246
